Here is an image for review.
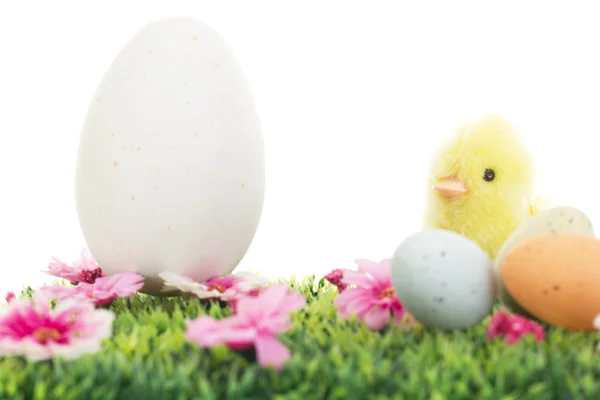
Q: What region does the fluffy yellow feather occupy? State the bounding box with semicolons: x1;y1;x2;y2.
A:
423;115;539;260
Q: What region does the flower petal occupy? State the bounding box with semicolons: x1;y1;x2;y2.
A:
159;271;201;292
486;310;545;344
232;271;269;290
236;284;290;318
254;333;291;371
94;272;144;297
362;306;390;330
50;338;104;361
354;258;391;284
486;311;511;340
275;293;306;315
186;316;256;348
45;258;83;282
341;270;375;288
73;248;98;271
594;314;600;330
391;304;408;326
190;287;225;300
334;289;375;319
324;269;348;292
38;285;94;304
4;292;15;303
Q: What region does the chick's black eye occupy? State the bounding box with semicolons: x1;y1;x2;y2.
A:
483;168;495;182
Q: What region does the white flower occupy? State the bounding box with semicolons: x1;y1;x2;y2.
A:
593;314;600;352
158;271;268;301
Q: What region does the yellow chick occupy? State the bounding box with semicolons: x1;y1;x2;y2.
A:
423;115;539;260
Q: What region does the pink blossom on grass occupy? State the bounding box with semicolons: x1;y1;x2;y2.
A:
159;271;268;302
44;248;104;284
244;288;262;297
487;310;545;344
0;293;114;361
186;284;306;371
39;272;144;306
333;258;412;331
4;292;15;303
229;287;263;314
324;269;348;293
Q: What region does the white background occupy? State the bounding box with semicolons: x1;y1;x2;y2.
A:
1;1;598;295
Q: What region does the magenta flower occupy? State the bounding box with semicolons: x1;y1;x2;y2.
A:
44;248;104;284
159;271;268;302
186;284;305;371
244;288;262;297
324;269;348;293
0;293;114;361
39;272;144;306
487;310;545;344
333;258;411;331
4;292;15;303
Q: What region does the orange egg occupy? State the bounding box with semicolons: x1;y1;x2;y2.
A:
501;233;600;332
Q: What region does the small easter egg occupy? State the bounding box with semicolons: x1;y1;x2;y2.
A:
391;229;495;330
75;18;265;295
494;206;594;316
502;234;600;331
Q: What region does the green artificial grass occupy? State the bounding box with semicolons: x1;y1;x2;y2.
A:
1;276;600;399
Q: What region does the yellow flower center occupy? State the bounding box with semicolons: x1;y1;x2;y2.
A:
32;327;61;344
379;287;395;299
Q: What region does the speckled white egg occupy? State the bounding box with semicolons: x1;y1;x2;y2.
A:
391;229;495;330
75;18;264;295
494;206;594;315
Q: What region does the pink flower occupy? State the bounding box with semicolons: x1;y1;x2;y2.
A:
44;248;104;284
324;269;348;293
245;288;262;297
39;272;144;306
159;271;268;302
186;284;305;371
333;258;411;330
0;292;114;361
4;292;15;303
487;310;545;344
230;287;263;314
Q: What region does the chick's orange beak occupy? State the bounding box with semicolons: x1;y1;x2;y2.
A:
433;177;469;198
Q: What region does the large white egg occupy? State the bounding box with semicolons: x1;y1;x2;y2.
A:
494;206;594;315
391;229;495;330
75;18;264;295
